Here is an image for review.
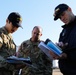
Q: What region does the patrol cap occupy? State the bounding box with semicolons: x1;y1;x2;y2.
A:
7;12;22;28
53;4;69;20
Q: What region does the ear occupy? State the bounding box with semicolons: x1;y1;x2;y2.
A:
6;19;9;23
68;7;72;12
40;33;42;36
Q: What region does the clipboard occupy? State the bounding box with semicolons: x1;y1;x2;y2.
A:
38;39;62;60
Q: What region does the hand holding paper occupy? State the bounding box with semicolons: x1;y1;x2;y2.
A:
38;39;63;60
6;56;32;66
56;42;68;49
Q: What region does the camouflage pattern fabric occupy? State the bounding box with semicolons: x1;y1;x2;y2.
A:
0;27;16;75
18;39;53;75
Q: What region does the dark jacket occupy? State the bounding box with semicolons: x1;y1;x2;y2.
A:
58;17;76;75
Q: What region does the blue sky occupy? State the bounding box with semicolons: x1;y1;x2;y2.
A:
0;0;76;46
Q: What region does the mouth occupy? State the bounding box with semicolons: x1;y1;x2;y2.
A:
11;30;15;33
63;19;68;23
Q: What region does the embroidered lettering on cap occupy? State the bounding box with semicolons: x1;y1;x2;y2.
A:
53;8;60;17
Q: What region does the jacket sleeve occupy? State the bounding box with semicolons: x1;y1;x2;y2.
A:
63;48;76;61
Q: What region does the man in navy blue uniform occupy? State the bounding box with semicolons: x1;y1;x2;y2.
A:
53;3;76;75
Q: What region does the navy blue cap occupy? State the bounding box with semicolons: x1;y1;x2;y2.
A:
8;12;22;28
54;4;69;20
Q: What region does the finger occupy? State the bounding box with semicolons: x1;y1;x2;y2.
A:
65;43;68;46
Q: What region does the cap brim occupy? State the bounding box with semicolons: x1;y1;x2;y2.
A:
54;12;60;21
13;23;23;29
54;11;63;21
54;9;68;21
17;24;23;29
54;16;59;20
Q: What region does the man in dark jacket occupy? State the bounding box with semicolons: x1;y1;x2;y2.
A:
53;3;76;75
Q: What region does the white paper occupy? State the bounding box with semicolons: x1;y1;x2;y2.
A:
38;42;53;60
38;42;62;60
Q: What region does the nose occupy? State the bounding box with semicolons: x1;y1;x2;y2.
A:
60;16;64;21
35;34;38;36
12;27;18;32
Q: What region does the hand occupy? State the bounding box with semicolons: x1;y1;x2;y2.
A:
49;50;67;59
59;53;67;59
49;51;60;59
54;53;67;59
15;64;26;69
56;42;68;49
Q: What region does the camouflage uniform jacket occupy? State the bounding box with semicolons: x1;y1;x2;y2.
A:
18;39;52;75
0;26;16;75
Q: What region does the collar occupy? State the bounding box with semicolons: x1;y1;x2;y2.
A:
2;26;10;34
30;38;41;42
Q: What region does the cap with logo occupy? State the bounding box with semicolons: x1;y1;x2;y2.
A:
7;12;22;28
53;4;69;21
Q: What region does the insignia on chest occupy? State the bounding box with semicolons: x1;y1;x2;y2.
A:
62;32;65;36
62;30;66;36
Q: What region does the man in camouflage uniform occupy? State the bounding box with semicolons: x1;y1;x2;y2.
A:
0;12;22;75
18;26;53;75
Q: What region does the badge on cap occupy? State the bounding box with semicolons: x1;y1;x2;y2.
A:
17;18;22;21
53;8;60;17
